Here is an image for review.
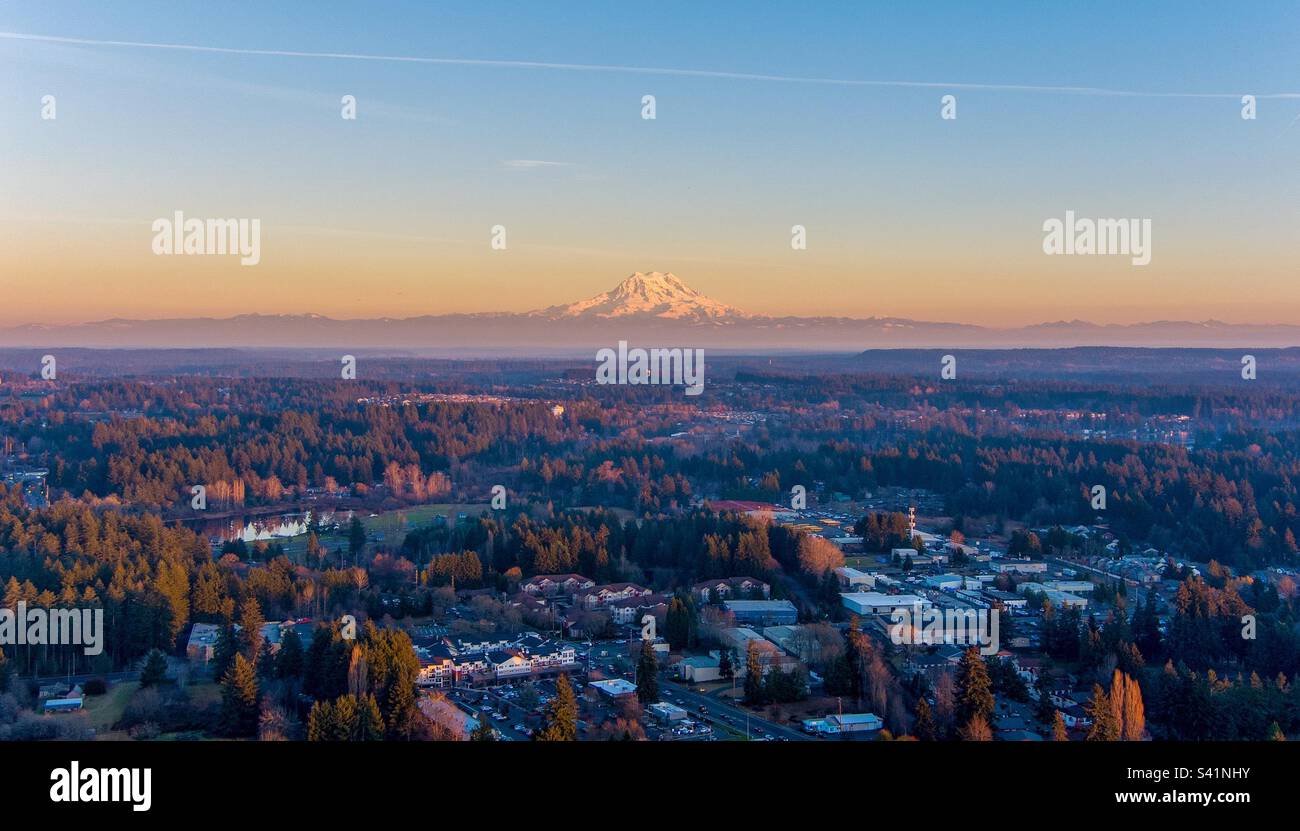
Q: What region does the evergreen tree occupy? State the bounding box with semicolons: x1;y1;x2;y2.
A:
0;647;9;693
471;718;498;741
382;659;421;740
1052;710;1069;741
664;596;695;650
914;698;938;741
348;515;367;562
538;674;579;741
332;695;359;741
1085;683;1119;741
1034;673;1056;724
842;616;871;705
955;647;995;728
277;626;305;680
719;648;735;681
636;640;659;705
139;648;169;687
219;653;261;737
354;694;386;741
306;699;336;741
743;640;765;705
237;597;265;661
212;624;238;681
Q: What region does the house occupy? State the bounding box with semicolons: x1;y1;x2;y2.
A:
577;582;654;609
506;593;553;618
692;576;771;603
1060;705;1093;729
608;594;667;625
563;607;609;640
723;599;797;626
520;573;596;597
903;644;965;685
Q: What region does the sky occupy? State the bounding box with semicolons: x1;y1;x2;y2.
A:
1;1;1298;327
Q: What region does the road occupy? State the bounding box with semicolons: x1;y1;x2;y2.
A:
660;678;812;741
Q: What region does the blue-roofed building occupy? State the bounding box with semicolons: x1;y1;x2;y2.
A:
723;599;797;626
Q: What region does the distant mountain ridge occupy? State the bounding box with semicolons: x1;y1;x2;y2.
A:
4;272;1300;350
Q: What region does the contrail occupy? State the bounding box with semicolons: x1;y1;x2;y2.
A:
2;30;1296;99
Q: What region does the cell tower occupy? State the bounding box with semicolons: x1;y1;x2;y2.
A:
908;506;916;540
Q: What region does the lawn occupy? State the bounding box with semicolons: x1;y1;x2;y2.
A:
185;680;222;709
84;680;138;733
270;502;489;559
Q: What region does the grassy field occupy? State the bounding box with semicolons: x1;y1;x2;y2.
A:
266;502;489;559
259;501;638;561
843;555;890;569
84;680;138;733
185;680;221;709
88;679;223;741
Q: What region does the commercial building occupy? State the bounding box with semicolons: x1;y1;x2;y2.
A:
723;599;798;626
587;678;638;701
675;654;723;683
834;567;875;589
841;592;931;616
802;712;883;734
1017;582;1089;609
924;574;964;591
648;702;688;723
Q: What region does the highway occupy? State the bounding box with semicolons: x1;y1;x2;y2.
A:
659;677;812;741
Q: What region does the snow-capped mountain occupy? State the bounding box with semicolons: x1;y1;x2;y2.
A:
534;272;748;321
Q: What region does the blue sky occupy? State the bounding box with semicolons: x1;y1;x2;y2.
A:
1;1;1297;325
